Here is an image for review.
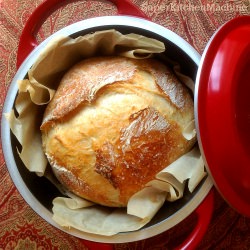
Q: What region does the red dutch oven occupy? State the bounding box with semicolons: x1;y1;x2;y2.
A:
1;0;250;249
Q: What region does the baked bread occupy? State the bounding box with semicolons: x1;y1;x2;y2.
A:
41;56;196;207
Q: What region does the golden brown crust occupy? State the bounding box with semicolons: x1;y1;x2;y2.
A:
41;57;137;130
41;56;195;207
95;107;192;205
41;57;193;129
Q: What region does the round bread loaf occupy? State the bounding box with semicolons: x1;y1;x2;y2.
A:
41;56;196;207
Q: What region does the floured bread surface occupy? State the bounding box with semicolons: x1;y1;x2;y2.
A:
41;56;196;207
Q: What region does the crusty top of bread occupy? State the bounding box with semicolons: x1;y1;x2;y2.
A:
41;56;195;207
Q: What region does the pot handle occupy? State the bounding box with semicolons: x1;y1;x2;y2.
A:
79;240;114;250
175;188;214;250
16;0;148;68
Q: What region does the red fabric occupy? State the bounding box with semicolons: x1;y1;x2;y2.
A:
0;0;249;249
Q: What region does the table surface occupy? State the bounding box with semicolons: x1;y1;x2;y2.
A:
0;0;249;249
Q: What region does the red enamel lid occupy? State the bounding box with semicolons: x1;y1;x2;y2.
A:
195;16;250;217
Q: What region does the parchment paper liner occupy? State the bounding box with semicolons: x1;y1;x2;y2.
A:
5;29;206;236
